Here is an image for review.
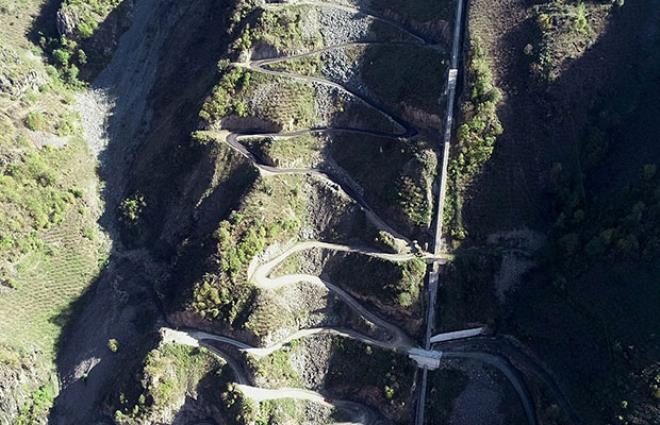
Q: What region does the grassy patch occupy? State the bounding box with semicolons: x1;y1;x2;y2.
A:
200;66;253;123
0;99;106;360
256;399;308;425
201;68;317;132
265;54;324;78
248;5;323;54
189;175;305;325
0;2;108;422
326;253;426;311
249;343;303;387
113;343;245;423
60;0;123;39
42;0;126;83
15;378;58;425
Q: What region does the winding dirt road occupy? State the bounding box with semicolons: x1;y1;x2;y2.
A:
162;1;571;424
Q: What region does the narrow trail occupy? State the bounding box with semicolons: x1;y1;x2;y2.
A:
201;129;413;246
251;41;444;69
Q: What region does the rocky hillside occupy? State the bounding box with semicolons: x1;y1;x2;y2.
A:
0;0;455;423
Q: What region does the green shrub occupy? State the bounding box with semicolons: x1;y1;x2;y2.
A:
119;194;146;223
200;67;252;123
24;111;48;131
107;338;119;353
52;49;71;66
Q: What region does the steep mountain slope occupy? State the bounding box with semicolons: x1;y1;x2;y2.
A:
1;0;455;423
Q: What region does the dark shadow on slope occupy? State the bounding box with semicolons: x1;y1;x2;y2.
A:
158;357;235;425
322;250;425;337
324;336;414;424
461;0;652;238
27;0;63;44
76;0;135;81
49;0;248;422
452;1;660;423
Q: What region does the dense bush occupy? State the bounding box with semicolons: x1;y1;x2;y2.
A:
200;67;251;123
190;207;300;324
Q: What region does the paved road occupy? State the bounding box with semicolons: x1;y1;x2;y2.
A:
429;327;487;344
415;0;466;423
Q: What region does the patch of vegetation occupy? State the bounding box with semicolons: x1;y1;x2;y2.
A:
243;134;324;168
506;24;660;423
266;54;324;78
0;12;107;425
530;0;617;82
327;253;426;311
445;36;502;241
395;150;437;227
107;338;120;353
24;111;48;131
15;379;57;425
0;108;105;351
113;343;245;423
189;176;305;326
329;133;436;236
245;288;306;340
118;193;146;224
60;0;123;39
200;66;252;122
201;68;316;132
249;343;303;387
426;368;469;425
326;338;415;423
269;251;301;277
42;0;126;83
1;149;76;237
248;5;323;54
255;399;308;425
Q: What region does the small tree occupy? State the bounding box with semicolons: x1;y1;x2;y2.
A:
119;194;146;223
